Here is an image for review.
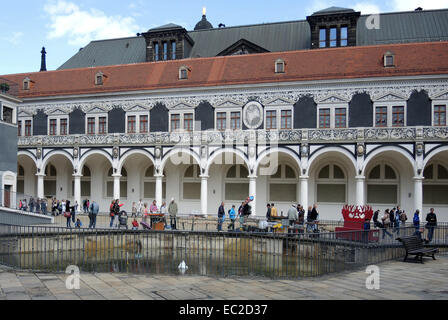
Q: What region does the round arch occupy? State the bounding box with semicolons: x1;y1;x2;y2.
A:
205;148;250;176
79;149;114;171
423;145;448;169
117;149;155;173
160;148;201;173
363;146;416;176
18;150;37;166
307;146;357;175
41;150;74;171
254;147;301;175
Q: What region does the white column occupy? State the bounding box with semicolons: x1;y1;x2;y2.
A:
73;174;81;212
200;175;209;216
37;174;45;199
414;176;423;220
249;175;257;216
113;174;121;200
299;176;309;218
355;175;365;207
155;174;163;209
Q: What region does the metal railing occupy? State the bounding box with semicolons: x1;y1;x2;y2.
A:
0;224;446;279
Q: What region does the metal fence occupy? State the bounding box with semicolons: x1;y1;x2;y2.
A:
0;224;446;279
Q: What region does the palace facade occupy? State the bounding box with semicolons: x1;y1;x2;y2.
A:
2;7;448;220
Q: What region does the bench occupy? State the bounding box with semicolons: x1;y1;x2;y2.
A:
396;235;438;263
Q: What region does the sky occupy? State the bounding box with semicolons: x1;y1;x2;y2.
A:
1;0;448;75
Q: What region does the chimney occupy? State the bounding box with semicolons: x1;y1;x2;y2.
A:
40;47;47;72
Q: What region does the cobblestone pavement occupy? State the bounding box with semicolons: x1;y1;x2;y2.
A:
1;255;447;300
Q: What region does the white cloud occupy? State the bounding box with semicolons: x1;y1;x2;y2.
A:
392;0;448;11
354;2;381;14
3;32;24;46
44;0;141;46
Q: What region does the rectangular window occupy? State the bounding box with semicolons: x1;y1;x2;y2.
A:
140;115;148;133
49;119;57;135
334;108;346;128
171;114;180;131
99;117;107;134
280;110;292;129
367;185;398;204
319;28;326;48
128;115;136;133
2;106;13;124
217;112;226;131
317;184;346;203
340;27;348;47
25;120;31;136
154;43;159;61
319;109;331;128
171;41;176;60
60;118;67;135
231;112;240;130
330;28;337;47
434;105;446;126
266;110;277;130
96;75;103;85
163;42;168;61
375;106;388;127
184;113;193;131
87;117;95;135
18;120;21;136
392;106;404;127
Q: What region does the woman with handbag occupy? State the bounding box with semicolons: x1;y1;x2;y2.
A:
109;200;116;228
381;209;393;239
64;200;72;228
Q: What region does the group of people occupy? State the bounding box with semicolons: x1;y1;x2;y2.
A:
217;197;253;231
372;207;438;242
18;197;49;215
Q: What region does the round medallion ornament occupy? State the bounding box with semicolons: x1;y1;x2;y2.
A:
243;101;263;129
357;144;365;157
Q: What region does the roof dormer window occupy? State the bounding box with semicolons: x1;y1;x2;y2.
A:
23;77;30;90
275;59;285;73
179;66;189;80
95;72;105;85
384;52;395;67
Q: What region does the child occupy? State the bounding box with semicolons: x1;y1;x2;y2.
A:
75;218;82;229
132;218;139;230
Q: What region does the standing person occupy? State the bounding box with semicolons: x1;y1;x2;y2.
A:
83;199;87;213
425;208;437;243
109;200;116;228
306;206;313;233
168;198;178;230
217;202;225;232
393;208;401;235
65;200;72;228
22;199;27;211
266;203;271;221
131;202;137;218
287;203;298;234
137;199;143;217
228;205;237;231
61;200;66;215
36;199;41;214
150;200;158;213
271;203;278;219
41;199;47;215
297;205;305;226
362;218;371;243
381;209;393;239
71;201;77;224
89;200;99;229
160;201;167;214
413;210;421;238
373;210;380;228
400;210;408;227
29;197;34;213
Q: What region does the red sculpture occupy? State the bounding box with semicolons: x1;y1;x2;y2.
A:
336;205;379;242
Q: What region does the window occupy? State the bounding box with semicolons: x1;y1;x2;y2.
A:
163;42;168;61
280;110;292;129
392;106;404;127
184;113;193;131
171;114;180;131
25;120;32;136
60;119;67;135
87;117;95;135
434;105;446;126
95;74;103;85
230;112;241;130
329;28;337;47
268;164;297;202
225;165;249;201
375;106;388;127
2;106;13;124
127;115;136;133
266;110;277;130
23;78;30;90
44;164;57;198
18;120;21;136
143;165;166;199
183;165;201;200
334;108;346;128
140;115;148;133
319;109;330;128
340;27;348;47
98;117;107;134
316;164;346;203
171;41;176;60
423;163;448;204
275;59;285;73
49;119;57;135
319;28;326;48
217;112;226;131
154;42;159;61
367;164;398;204
384;52;395;67
179;66;189;80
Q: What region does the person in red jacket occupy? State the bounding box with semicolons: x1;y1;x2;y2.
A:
132;218;139;230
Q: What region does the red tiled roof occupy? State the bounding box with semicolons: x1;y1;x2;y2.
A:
2;42;448;99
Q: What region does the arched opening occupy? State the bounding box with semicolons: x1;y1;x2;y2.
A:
315;163;347;204
17;153;37;197
423;162;448;205
182;165;201;200
17;165;25;194
143;165;166;200
224;164;250;202
44;164;57;198
71;166;91;198
366;163;399;205
105;166;127;199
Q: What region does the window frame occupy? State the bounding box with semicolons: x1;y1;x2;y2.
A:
23;118;32;137
432;101;447;127
373;102;407;128
85;113;108;135
263;106;294;131
366;162;400;205
214;108;242;131
315;163;347;204
169;110;195;132
47;115;69;136
317;103;348;129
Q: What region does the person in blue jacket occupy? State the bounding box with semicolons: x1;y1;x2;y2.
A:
413;210;421;238
227;205;237;231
